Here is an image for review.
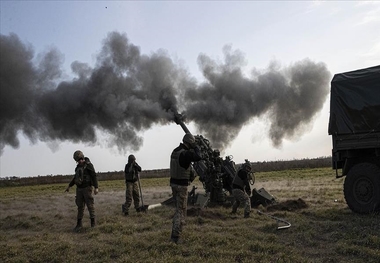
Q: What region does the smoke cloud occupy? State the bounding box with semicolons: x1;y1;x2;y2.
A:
0;32;331;154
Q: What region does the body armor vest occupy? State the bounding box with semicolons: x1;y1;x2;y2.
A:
232;169;245;189
74;163;91;186
125;164;137;181
170;148;191;180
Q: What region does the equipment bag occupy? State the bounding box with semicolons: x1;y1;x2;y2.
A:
250;187;276;207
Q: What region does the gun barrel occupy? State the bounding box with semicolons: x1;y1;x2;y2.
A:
178;121;191;134
173;111;191;134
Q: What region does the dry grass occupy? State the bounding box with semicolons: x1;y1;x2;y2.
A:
1;168;380;262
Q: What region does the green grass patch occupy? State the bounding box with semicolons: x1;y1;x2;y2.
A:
1;168;380;262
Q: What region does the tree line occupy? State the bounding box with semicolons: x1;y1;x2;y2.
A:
0;156;332;187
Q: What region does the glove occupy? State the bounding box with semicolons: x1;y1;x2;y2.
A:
94;188;99;195
65;186;70;192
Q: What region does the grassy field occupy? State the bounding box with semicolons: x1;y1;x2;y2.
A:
1;167;380;263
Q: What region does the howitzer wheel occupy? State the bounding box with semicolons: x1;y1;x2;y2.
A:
344;163;380;214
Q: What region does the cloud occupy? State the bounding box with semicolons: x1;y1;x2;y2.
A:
0;32;331;154
355;2;380;25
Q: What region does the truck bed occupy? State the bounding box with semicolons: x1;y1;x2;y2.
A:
328;65;380;135
332;133;380;151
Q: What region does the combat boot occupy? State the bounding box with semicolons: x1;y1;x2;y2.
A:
91;218;96;227
171;237;183;244
170;235;181;244
170;230;180;244
74;219;82;232
231;201;239;215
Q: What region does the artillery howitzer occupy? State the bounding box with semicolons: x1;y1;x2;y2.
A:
157;110;286;229
173;111;262;207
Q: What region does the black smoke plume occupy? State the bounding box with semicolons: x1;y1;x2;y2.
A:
0;32;331;154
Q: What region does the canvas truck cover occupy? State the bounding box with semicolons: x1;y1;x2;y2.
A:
328;65;380;135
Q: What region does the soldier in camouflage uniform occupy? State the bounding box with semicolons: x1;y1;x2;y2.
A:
170;133;201;244
122;154;142;215
231;161;252;218
65;150;99;232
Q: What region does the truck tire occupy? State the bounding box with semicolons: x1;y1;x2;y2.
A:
344;163;380;214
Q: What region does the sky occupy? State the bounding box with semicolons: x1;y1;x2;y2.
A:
0;1;379;177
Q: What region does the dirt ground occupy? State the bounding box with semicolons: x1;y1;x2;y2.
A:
139;183;309;220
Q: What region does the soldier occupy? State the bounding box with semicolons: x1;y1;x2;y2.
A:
122;154;142;215
231;161;252;218
170;133;202;244
65;150;99;232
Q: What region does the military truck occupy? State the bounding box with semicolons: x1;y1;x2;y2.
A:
328;65;380;214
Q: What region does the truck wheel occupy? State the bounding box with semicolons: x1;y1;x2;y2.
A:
344;163;380;214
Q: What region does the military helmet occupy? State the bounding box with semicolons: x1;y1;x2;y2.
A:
243;160;252;171
182;133;195;145
128;154;136;162
73;150;84;161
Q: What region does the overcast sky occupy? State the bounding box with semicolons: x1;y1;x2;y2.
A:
1;1;379;177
